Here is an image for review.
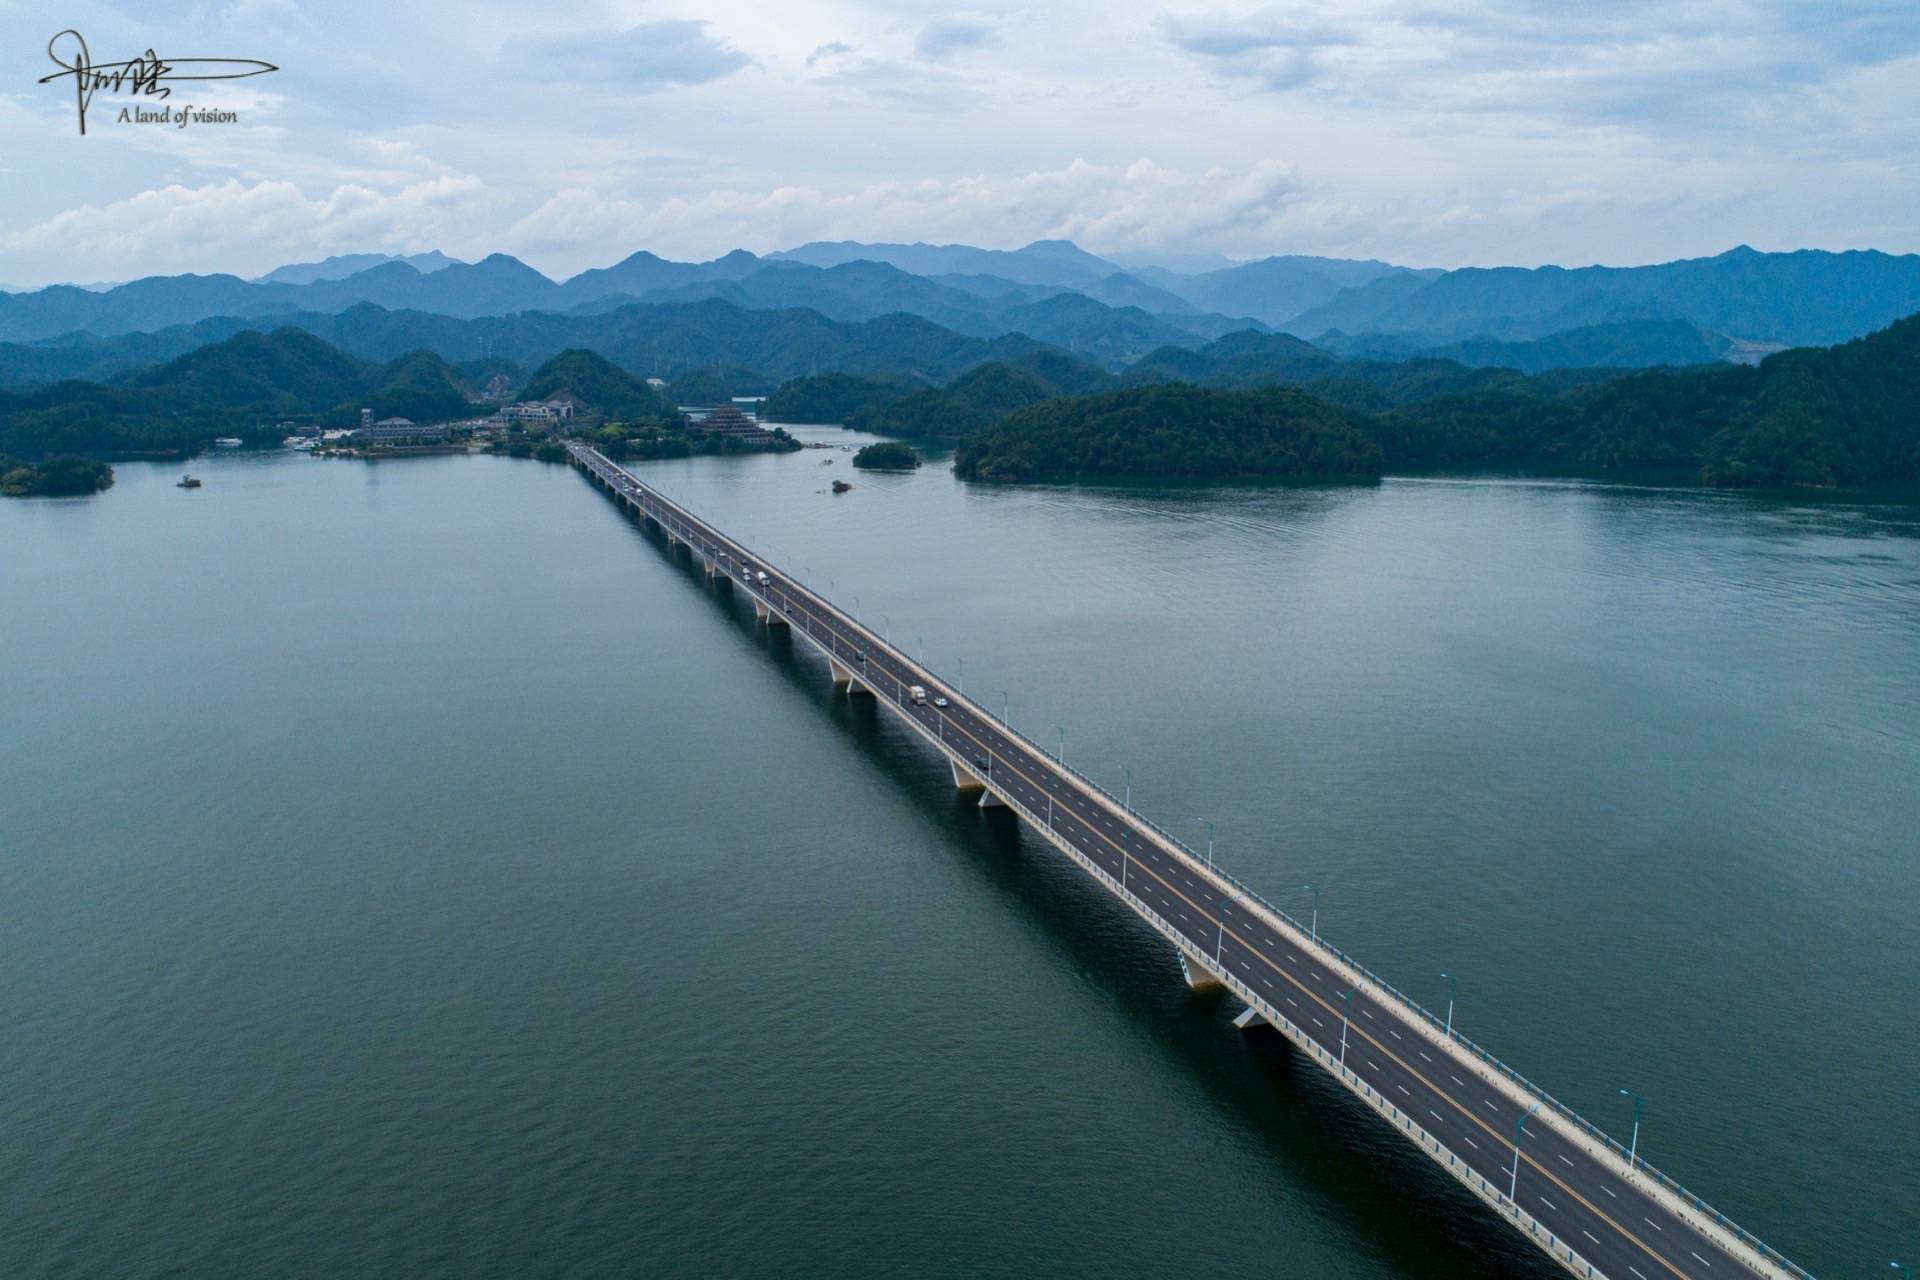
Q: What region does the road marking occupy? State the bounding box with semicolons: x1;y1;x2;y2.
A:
1629;1269;1648;1280
1397;1085;1410;1097
1286;998;1298;1008
1463;1136;1479;1150
1451;1075;1467;1088
1312;1017;1324;1027
1367;1060;1381;1072
1483;1100;1499;1113
1601;1185;1617;1199
1388;1029;1402;1040
1643;1217;1663;1233
1559;1155;1575;1168
1583;1231;1600;1246
1287;953;1299;962
1362;1009;1375;1020
1690;1252;1711;1268
1262;977;1273;987
1419;1051;1433;1062
1430;1110;1445;1124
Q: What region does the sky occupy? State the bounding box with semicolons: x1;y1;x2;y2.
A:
0;0;1916;287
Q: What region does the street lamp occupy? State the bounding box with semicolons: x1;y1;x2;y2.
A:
1510;1102;1541;1203
1619;1089;1644;1170
880;613;890;642
1192;818;1215;868
1303;884;1319;943
916;633;925;664
957;656;965;694
997;689;1010;727
1056;726;1067;764
1215;896;1230;964
1121;829;1130;892
1339;986;1356;1067
1119;765;1132;811
1441;972;1457;1038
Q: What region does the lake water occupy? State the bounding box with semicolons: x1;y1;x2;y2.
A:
2;432;1914;1278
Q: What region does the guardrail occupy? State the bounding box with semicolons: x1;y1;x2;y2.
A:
575;447;1813;1280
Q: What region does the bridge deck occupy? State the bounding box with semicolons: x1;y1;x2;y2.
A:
570;444;1808;1280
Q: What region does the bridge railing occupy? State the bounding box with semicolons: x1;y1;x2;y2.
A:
579;448;1814;1280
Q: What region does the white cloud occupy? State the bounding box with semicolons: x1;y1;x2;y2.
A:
0;176;503;280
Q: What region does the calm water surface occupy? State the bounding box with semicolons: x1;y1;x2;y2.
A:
2;433;1915;1278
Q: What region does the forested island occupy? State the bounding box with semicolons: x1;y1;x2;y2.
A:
0;454;113;496
851;441;921;470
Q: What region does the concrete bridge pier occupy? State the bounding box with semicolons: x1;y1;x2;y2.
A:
828;655;870;694
949;757;986;791
1233;1006;1269;1031
1178;950;1225;992
754;599;771;623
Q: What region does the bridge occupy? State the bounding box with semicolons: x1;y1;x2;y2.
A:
570;443;1812;1280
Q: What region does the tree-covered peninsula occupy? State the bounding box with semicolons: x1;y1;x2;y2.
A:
953;383;1385;483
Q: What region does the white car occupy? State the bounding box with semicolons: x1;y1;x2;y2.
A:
933;696;950;708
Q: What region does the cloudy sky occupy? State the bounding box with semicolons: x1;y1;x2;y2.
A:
1;0;1915;286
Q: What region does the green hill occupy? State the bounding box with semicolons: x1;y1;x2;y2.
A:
954;383;1384;482
522;349;670;420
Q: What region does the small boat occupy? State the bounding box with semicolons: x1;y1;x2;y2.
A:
831;479;852;493
177;474;202;488
213;437;242;448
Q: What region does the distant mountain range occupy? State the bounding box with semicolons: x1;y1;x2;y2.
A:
4;240;1919;384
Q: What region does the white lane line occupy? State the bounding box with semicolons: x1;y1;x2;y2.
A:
1643;1217;1663;1233
1582;1230;1600;1246
1463;1136;1479;1150
1629;1268;1649;1280
1690;1252;1712;1268
1600;1185;1617;1199
1483;1100;1499;1113
1397;1085;1410;1097
1388;1029;1402;1040
1262;977;1273;988
1362;1009;1375;1020
1312;1017;1324;1028
1287;953;1299;962
1559;1154;1575;1168
1451;1075;1467;1088
1419;1051;1433;1063
1429;1110;1445;1124
1286;998;1298;1008
1367;1060;1381;1072
1539;1195;1558;1211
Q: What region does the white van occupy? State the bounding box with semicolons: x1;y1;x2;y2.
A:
909;685;928;704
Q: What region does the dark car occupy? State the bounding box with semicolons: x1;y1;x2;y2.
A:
855;650;867;663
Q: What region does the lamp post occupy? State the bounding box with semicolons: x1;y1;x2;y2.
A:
997;689;1010;727
1510;1102;1541;1203
1339;986;1355;1067
916;634;925;664
1193;818;1215;868
1119;765;1132;812
957;656;964;694
1303;884;1319;943
1216;896;1230;964
1619;1089;1644;1170
1442;972;1457;1038
880;613;890;642
1121;829;1130;892
1056;726;1067;764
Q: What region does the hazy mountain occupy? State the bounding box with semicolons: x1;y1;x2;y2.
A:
552;248;765;307
1318;318;1735;373
1139;255;1431;327
769;238;1121;287
256;251;459;286
1291;246;1920;347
